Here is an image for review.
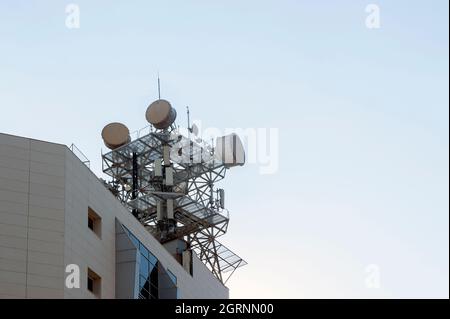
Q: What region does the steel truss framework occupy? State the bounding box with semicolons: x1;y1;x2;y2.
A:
102;130;246;284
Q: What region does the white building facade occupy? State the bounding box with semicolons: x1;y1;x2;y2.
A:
0;132;228;299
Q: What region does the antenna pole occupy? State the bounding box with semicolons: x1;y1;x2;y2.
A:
187;106;191;132
157;73;161;100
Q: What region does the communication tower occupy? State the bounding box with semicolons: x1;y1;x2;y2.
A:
101;97;247;284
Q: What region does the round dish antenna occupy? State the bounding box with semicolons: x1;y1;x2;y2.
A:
146;99;177;129
101;122;130;150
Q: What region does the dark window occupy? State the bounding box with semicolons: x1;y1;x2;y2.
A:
87;277;94;292
87;268;101;297
88;207;102;238
88;216;94;231
139;285;150;299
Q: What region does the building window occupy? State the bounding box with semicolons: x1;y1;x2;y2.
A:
167;269;177;286
87;268;101;297
138;250;159;299
123;226;161;299
88;207;102;238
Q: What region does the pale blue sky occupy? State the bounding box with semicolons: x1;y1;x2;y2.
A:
0;1;448;298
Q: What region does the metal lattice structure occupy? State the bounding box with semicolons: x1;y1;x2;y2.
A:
101;108;247;284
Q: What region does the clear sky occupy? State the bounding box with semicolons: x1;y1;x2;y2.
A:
0;1;448;298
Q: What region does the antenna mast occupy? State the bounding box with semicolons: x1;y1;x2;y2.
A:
101;95;247;285
187;106;191;133
157;73;161;100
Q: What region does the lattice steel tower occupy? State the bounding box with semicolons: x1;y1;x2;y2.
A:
100;98;246;284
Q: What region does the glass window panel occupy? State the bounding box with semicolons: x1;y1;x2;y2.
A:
139;244;149;259
150;266;158;288
150;282;158;292
121;225;161;300
167;269;177;285
148;262;156;274
148;252;158;265
140;285;150;294
150;284;158;299
139;286;150;299
140;277;151;299
139;275;147;288
140;257;149;276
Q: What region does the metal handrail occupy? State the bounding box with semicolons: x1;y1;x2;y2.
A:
69;143;91;168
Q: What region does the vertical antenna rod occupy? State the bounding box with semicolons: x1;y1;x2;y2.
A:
157;73;161;100
187;106;191;133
